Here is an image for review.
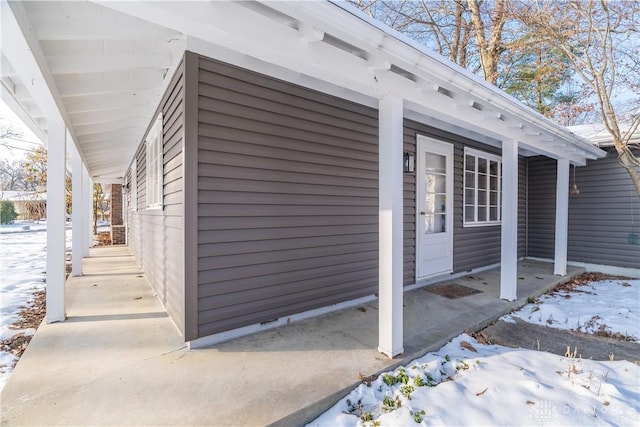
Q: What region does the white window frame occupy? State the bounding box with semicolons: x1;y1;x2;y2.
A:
146;113;163;209
130;159;137;212
463;147;502;227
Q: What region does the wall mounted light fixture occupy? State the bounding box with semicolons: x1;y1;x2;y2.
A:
404;152;415;173
570;164;580;196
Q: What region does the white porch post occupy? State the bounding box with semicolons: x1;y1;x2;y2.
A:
554;159;570;275
83;170;92;256
378;94;404;358
46;121;67;322
71;144;84;276
500;139;518;301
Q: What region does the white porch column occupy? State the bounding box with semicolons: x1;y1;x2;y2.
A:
71;144;84;276
46;121;67;322
378;94;404;358
82;169;91;256
500;139;518;301
554;159;570;275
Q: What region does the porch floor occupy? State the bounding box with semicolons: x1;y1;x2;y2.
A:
1;246;583;426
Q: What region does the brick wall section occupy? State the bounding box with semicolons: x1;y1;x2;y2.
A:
110;184;126;245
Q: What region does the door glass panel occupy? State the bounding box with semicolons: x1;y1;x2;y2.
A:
423;153;446;234
425;154;446;174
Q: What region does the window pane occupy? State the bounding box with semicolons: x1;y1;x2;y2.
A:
490;207;498;221
490;176;497;192
478;190;486;205
478;208;487;222
478;158;487;174
425;154;446;174
489;160;498;176
464;205;475;222
465;155;475;171
478;173;487;189
465;172;475;188
465;189;475;202
489;191;498;206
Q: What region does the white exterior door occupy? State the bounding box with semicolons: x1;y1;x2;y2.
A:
416;135;454;279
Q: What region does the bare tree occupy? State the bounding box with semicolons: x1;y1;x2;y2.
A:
519;0;640;196
0;125;22;151
466;0;508;85
0;159;27;191
350;1;558;90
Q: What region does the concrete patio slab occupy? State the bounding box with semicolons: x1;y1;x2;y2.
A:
1;247;583;426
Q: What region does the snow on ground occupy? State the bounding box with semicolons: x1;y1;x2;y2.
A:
503;279;640;341
0;221;72;392
309;334;639;426
310;279;640;426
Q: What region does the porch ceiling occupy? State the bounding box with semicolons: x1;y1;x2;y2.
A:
1;0;604;180
1;0;184;180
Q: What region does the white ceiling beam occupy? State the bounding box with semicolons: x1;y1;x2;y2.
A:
47;53;173;75
28;14;178;41
68;105;153;127
76;125;141;143
74;117;148;136
63;89;161;113
56;73;164;97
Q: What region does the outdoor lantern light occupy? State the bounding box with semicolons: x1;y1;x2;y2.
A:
570;164;580;196
404;152;415;173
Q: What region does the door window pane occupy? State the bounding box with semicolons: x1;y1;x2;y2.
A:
425;154;446;174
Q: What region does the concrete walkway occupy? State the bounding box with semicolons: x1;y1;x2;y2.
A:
1;247;582;426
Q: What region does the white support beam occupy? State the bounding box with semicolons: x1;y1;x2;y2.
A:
554;159;570;276
500;139;519;301
71;143;84;276
47;53;173;75
83;167;92;257
378;94;404;358
46;121;67;322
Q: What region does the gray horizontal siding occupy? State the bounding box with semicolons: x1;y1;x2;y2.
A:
195;56;379;337
527;152;640;268
125;60;185;336
403;120;527;275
